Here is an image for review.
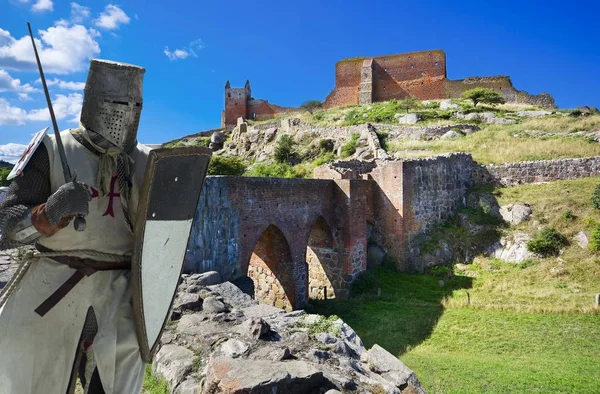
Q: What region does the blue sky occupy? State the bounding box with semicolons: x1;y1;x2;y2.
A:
1;0;599;161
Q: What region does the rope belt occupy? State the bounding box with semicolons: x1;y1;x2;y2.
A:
33;244;131;317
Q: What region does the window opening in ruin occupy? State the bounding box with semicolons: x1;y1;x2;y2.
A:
228;93;231;98
435;62;439;66
306;216;337;301
252;112;256;120
411;65;414;69
247;225;295;311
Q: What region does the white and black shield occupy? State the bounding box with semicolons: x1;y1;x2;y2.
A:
131;146;211;362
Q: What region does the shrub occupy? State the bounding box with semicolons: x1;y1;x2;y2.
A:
592;184;600;209
244;162;302;178
340;133;360;158
426;264;454;276
350;271;380;297
192;137;211;147
300;100;323;114
589;225;600;252
312;152;336;167
0;167;11;187
461;88;506;107
527;228;569;257
274;135;295;164
207;156;246;176
562;210;577;220
319;139;334;152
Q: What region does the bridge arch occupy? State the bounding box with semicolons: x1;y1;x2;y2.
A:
306;216;341;300
247;224;296;311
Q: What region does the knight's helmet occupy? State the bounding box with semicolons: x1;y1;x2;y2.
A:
80;59;145;150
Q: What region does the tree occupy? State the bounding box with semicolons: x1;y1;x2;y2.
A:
399;97;418;114
274;135;296;164
461;88;506;107
300;100;323;114
0;168;11;187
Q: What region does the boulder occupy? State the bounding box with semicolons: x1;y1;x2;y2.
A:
466;192;501;218
220;339;250;358
173;293;203;312
202;296;228;314
264;127;277;142
367;345;424;391
574;231;589;249
239;317;271;340
440;130;463;139
516;110;552;118
489;232;533;263
203;357;324;393
500;203;533;225
189;271;222;287
153;345;195;389
439;99;459;110
397;113;419;125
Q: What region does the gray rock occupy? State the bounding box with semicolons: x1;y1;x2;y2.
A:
240;317;271;340
188;271;222;287
574;231;589;249
397;113;419;125
367;244;386;268
367;344;422;390
208;282;256;309
202;296;228;314
174;294;203;312
516;110;552;118
153;345;195;389
325;390;342;394
440;130;463;139
175;377;202;394
500;203;533;225
210;131;225;144
466;192;501;218
439;99;459;110
204;357;324;393
220;339;249;358
270;347;294;361
264;127;277;142
316;333;338;344
490;232;533;263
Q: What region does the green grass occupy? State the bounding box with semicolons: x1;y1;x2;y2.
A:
313;178;600;393
142;365;170;394
386;123;600;164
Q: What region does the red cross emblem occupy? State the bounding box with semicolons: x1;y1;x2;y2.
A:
90;176;120;218
17;141;36;164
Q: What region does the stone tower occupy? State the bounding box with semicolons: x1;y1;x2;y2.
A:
222;80;251;129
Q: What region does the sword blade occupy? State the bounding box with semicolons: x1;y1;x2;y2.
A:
27;22;72;184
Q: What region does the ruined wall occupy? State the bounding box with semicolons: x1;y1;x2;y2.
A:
323;58;364;108
223;87;248;128
445;76;556;108
475;156;600;186
185;176;368;307
372;50;446;102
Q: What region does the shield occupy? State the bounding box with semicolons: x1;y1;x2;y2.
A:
131;146;212;362
7;127;48;181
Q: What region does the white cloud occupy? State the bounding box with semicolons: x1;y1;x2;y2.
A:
164;39;206;61
164;47;192;61
70;2;90;23
27;92;82;123
0;98;28;125
0;143;29;164
31;0;53;12
38;78;85;91
0;69;37;93
94;5;130;30
0;25;100;74
18;93;32;101
0;93;82;126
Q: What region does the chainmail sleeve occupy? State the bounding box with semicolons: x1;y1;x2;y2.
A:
0;145;51;250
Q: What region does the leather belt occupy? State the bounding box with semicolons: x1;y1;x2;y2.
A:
34;244;131;317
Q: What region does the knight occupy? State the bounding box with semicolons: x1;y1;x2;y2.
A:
0;59;150;394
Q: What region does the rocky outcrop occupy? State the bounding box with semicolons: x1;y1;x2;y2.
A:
155;274;426;394
488;232;533;263
499;204;532;225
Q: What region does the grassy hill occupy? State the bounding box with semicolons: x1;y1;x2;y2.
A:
314;177;600;393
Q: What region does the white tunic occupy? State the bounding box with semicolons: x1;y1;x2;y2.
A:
0;130;150;394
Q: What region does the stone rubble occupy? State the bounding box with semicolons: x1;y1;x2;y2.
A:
156;274;427;394
499;203;533;225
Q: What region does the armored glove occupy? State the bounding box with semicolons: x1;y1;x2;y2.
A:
45;181;91;226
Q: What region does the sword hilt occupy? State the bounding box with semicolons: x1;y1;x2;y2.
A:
74;216;86;232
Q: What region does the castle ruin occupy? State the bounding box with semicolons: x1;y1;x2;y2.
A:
221;49;555;129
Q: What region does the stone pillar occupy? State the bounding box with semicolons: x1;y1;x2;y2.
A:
358;59;374;105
